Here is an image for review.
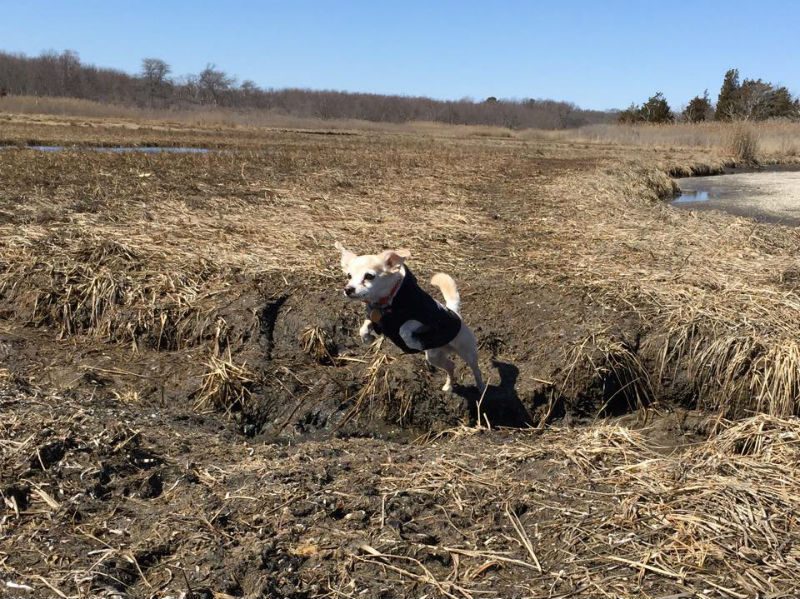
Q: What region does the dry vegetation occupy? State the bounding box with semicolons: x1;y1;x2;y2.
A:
5;381;800;599
3;112;800;597
570;120;800;159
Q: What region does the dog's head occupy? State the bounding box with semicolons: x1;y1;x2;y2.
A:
335;242;410;303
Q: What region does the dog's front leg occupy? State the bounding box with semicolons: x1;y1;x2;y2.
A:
359;319;376;344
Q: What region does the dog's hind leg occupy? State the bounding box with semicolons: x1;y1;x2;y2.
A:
465;348;485;393
426;347;456;392
451;326;485;392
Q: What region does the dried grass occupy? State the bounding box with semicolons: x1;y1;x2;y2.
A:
561;334;655;415
4;369;800;597
194;350;257;414
342;346;397;424
523;153;800;418
331;414;800;597
299;326;337;364
0;234;234;351
569;120;800;159
726;122;760;163
0;95;522;139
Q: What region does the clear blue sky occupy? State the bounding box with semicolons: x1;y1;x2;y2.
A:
1;0;798;110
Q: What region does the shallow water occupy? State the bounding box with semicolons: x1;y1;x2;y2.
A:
1;145;209;154
672;169;800;225
672;190;710;204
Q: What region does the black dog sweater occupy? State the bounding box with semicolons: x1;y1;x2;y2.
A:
368;267;462;354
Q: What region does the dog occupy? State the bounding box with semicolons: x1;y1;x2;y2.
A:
335;242;484;393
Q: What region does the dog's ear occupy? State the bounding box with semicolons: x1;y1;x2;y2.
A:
335;242;356;270
382;248;411;271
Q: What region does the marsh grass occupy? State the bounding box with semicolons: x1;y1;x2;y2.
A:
0;234;238;351
571;120;800;159
7;377;800;598
726;121;760;163
7;112;800;599
0;95;521;139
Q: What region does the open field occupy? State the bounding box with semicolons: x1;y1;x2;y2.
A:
3;113;800;598
0;96;526;139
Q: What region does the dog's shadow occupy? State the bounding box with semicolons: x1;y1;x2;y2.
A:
453;360;532;428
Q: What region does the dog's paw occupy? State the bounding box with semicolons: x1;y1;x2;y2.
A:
359;321;376;344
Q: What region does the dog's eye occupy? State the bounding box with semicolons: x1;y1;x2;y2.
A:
346;273;351;280
364;273;375;282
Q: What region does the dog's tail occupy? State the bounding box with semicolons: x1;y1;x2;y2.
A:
431;273;461;315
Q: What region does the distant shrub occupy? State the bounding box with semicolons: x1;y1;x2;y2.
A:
618;93;673;124
727;122;759;163
618;103;643;124
683;91;713;123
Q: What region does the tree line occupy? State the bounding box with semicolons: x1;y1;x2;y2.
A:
619;69;800;124
0;49;613;129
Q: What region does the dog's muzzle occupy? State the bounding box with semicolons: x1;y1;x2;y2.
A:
344;286;356;297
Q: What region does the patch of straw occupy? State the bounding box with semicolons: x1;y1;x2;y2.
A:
194;350;256;414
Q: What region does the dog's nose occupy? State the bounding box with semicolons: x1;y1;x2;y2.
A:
344;286;355;297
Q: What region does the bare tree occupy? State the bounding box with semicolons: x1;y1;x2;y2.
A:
141;58;170;84
240;79;259;94
0;49;623;128
58;50;82;96
141;58;171;106
738;79;777;121
198;64;235;105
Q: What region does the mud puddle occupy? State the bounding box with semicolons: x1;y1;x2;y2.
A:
672;169;800;225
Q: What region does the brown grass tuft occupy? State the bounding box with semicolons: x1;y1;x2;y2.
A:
0;234;239;351
726;121;760;163
194;350;257;414
300;326;337;364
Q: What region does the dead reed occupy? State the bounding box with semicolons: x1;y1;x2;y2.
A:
0;234;237;351
726;121;760;163
299;326;337;364
194;349;257;414
569;120;800;159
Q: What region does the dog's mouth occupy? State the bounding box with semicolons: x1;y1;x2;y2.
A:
343;288;366;300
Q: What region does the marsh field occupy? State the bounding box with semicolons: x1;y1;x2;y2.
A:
4;112;800;598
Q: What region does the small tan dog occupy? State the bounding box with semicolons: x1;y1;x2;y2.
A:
336;242;484;392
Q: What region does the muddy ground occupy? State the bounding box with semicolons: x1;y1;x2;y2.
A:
3;115;800;598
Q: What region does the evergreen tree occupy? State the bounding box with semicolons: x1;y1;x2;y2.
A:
715;68;740;120
683;90;713;123
640;92;673;123
766;86;798;119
